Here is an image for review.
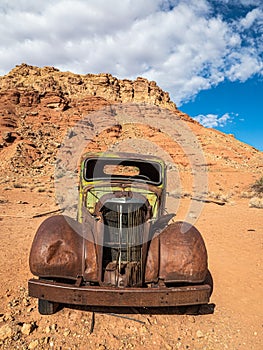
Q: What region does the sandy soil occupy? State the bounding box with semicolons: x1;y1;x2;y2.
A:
0;183;262;350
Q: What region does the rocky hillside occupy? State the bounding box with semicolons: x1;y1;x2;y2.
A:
0;64;178;175
0;63;262;196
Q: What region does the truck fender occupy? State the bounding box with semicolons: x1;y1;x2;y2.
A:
145;221;208;284
29;215;84;279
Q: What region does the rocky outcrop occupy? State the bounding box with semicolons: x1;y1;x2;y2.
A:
0;63;177;110
0;63;192;179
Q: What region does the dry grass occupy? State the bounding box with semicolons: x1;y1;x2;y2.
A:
208;191;231;203
251;176;263;195
249;197;263;209
240;191;255;199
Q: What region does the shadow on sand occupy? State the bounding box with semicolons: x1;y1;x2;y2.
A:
59;303;216;332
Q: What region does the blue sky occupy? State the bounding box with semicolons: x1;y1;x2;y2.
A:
181;77;263;150
0;0;262;150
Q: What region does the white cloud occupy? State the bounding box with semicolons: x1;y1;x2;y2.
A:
193;113;233;128
0;0;262;105
226;51;263;81
239;8;263;29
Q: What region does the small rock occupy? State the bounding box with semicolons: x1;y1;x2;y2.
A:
98;345;107;350
27;306;34;313
63;329;71;336
2;131;15;143
45;325;51;334
4;313;13;321
28;339;39;349
196;330;204;338
12;327;21;341
30;111;39;116
5;289;11;297
22;297;30;306
42;336;50;344
0;324;12;341
0;197;8;204
21;323;34;335
8;298;19;307
189;316;196;323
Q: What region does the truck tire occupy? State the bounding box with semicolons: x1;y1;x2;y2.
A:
38;299;59;315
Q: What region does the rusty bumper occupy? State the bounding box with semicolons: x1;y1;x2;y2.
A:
28;278;211;307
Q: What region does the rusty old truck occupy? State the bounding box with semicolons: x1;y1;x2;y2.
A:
28;152;212;314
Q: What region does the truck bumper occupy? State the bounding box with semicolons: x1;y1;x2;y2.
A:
28;278;211;307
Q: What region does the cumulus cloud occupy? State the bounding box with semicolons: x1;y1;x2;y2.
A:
193;113;234;128
0;0;262;106
239;8;262;28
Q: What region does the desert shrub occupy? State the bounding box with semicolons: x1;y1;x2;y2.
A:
251;177;263;195
208;191;231;203
240;191;254;199
249;197;263;209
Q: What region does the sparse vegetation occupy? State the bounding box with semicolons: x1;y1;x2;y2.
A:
246;177;263;208
240;191;254;199
251;176;263;195
208;191;231;203
249;197;263;209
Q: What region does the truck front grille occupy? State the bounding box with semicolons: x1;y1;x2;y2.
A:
101;198;148;287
